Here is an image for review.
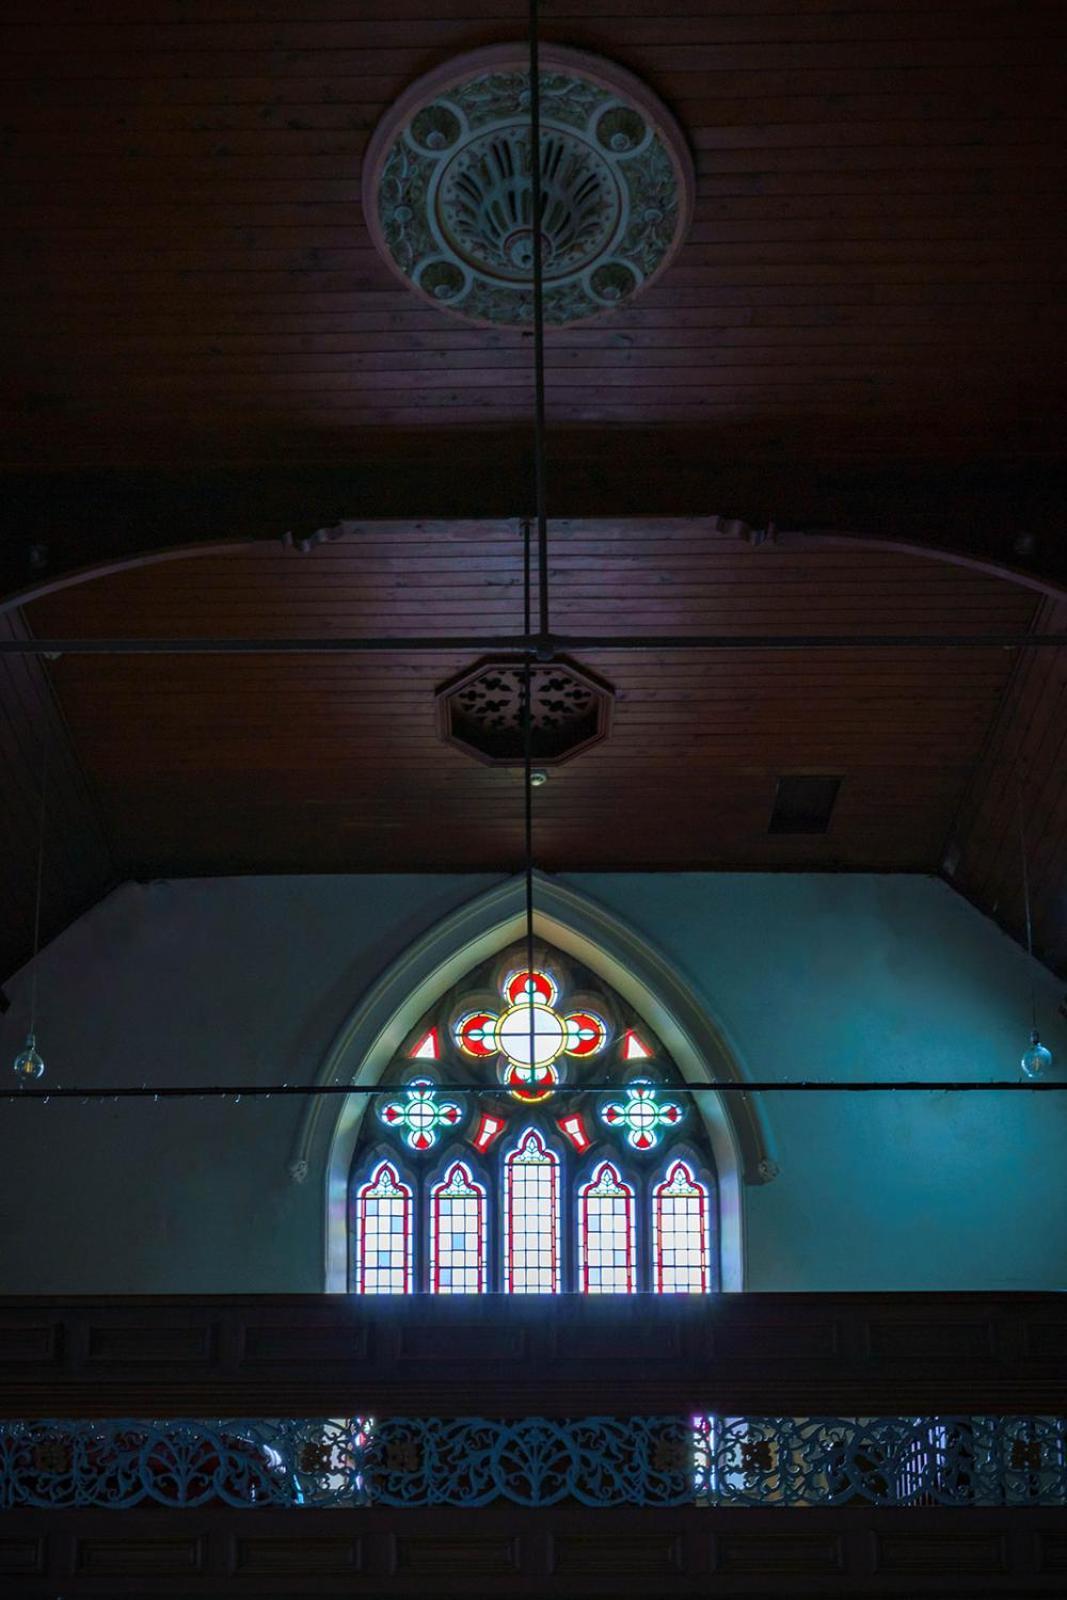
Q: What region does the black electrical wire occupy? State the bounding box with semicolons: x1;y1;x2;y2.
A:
5;1080;1062;1101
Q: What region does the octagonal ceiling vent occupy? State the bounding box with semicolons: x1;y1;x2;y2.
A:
436;657;614;766
363;44;694;326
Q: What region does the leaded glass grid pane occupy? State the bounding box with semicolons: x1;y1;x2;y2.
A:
579;1162;635;1293
430;1161;486;1294
504;1129;560;1294
357;1162;413;1294
653;1160;709;1294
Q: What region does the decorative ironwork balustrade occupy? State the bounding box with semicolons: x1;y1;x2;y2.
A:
1;1416;1064;1510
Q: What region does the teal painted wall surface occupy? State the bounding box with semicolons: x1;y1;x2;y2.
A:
0;872;1063;1292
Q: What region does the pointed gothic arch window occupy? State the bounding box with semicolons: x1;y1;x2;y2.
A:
347;941;720;1293
354;1160;414;1294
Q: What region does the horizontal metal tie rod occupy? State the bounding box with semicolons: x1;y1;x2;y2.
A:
4;1080;1063;1100
1;633;1065;657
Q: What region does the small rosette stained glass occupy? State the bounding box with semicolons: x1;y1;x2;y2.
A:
379;1078;462;1152
602;1079;685;1151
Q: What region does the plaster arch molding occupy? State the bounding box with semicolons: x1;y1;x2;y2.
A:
295;874;773;1292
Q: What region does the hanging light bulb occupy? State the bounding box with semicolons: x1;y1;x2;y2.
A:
13;1032;45;1084
1021;1029;1052;1081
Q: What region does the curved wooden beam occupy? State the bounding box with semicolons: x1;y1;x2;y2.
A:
2;435;1065;608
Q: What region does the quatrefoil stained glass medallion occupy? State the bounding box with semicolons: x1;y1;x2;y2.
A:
456;968;607;1103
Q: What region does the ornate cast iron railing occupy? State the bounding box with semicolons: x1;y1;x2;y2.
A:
1;1416;1064;1511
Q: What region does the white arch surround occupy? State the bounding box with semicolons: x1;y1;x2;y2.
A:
298;874;773;1292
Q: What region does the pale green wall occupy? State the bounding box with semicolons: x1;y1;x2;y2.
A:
0;873;1063;1292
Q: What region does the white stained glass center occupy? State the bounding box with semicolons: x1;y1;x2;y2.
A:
496;1002;565;1068
630;1098;657;1130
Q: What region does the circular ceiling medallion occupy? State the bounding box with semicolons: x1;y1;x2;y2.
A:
363;44;694;326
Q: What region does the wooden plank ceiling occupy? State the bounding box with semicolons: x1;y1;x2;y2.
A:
0;1;1065;984
1;0;1064;468
20;525;1067;979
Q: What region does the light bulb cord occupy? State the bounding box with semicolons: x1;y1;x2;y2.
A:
1015;774;1037;1036
28;739;49;1039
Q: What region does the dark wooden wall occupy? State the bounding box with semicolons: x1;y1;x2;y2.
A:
0;611;114;999
949;595;1067;973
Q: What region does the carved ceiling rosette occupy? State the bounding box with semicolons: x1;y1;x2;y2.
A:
363;44;694;327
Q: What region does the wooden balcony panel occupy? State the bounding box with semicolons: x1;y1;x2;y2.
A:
2;1505;1067;1596
0;1293;1063;1418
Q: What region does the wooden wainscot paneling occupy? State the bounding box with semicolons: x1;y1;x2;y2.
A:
1038;1534;1067;1574
715;1531;845;1576
874;1531;1008;1575
0;1317;60;1366
85;1321;218;1365
4;1509;1067;1595
393;1534;520;1577
233;1536;361;1575
708;1317;841;1362
75;1535;205;1575
547;1317;683;1365
2;1294;1066;1418
240;1320;369;1365
864;1317;996;1362
396;1322;528;1363
1024;1319;1067;1362
0;1537;45;1577
551;1532;687;1577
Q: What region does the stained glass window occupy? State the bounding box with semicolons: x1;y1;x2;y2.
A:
348;940;719;1294
504;1128;560;1294
430;1161;487;1294
578;1161;635;1293
652;1160;710;1294
355;1161;413;1294
378;1078;462;1152
601;1079;684;1151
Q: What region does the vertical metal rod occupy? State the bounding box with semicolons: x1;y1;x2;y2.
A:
523;0;548;1088
523;659;537;1081
529;0;550;642
522;518;532;638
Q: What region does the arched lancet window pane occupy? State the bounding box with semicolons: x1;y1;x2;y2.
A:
356;1161;413;1294
653;1160;710;1294
430;1161;487;1294
579;1161;635;1294
504;1128;560;1294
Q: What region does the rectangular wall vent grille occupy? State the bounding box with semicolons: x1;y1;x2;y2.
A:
769;775;843;835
